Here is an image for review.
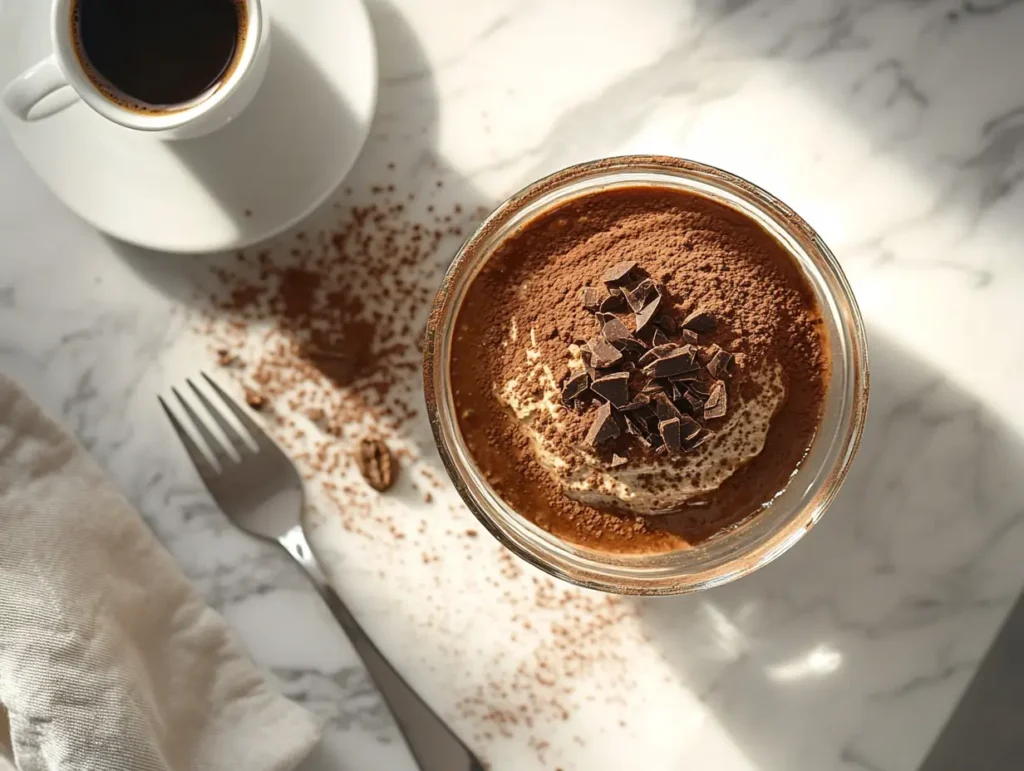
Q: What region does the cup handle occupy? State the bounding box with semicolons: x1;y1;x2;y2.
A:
2;56;78;121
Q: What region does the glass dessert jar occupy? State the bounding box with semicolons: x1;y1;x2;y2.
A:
423;155;869;595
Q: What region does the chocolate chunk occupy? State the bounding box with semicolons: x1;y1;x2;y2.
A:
679;414;702;439
600;292;627;312
707;349;735;379
659;418;682;452
669;369;702;383
683;429;714;452
669;348;701;379
634;294;663;333
625;404;658;432
579;286;602;311
610;454;628;468
622;360;636;372
580;349;598;380
641;408;661;434
624;279;657;312
617;337;647;355
601;261;637;284
704;381;727;420
652;393;684;423
651;328;671;347
686;378;713;397
654;313;678;333
560;372;589;406
640;380;665;396
602;316;633;346
681;389;704;415
681;329;700;344
585;402;620;446
619;395;651;411
643;349;698;379
631;427;653;449
682;310;716;333
356;437;397;492
624;412;645;436
669;382;685;402
591;372;630;408
645;422;664;448
588;336;623;368
638;344;678;367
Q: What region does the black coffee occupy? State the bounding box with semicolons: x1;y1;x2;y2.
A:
73;0;246;111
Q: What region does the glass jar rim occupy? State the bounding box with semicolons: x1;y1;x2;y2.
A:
423;155;869;595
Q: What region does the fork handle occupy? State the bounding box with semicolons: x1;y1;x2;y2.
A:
278;528;483;771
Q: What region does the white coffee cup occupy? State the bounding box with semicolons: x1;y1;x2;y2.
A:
1;0;270;140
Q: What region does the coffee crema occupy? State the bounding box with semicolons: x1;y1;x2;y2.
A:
72;0;247;113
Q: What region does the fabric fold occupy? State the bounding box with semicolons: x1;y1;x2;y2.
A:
0;373;320;771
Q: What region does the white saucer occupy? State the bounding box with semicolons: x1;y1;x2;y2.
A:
0;0;377;253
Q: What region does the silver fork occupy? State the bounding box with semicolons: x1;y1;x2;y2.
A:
160;373;483;771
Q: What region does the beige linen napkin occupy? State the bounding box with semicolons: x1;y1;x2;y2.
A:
0;373;321;771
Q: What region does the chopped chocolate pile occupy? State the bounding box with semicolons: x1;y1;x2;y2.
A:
561;264;736;458
451;184;830;553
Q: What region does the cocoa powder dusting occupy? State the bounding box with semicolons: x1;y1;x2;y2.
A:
451;186;829;553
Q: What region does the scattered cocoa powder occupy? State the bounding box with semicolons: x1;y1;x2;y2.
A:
451;185;829;553
194;183;486;534
457;554;639;751
189;175;689;767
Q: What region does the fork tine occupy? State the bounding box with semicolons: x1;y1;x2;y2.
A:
201;372;277;452
172;386;235;466
158;395;219;480
187;378;255;456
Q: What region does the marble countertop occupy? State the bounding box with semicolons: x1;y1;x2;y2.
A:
4;0;1024;769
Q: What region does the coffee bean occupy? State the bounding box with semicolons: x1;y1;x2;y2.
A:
356;437;397;492
244;387;266;411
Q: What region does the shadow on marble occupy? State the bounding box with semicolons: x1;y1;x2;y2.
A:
105;0;493;456
106;0;494;304
105;5;492;769
697;0;1024;239
170;24;361;232
636;328;1024;771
